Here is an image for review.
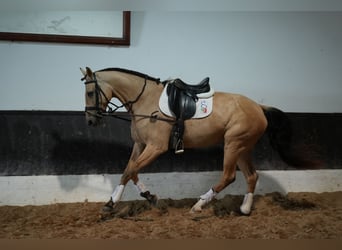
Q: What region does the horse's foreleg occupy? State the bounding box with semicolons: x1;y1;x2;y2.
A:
103;143;144;212
121;144;165;204
107;173;157;206
237;151;258;215
126;172;158;205
103;167;133;212
104;143;165;211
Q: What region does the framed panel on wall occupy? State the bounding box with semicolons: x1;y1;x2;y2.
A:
0;10;130;46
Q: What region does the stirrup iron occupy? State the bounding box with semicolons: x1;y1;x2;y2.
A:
175;139;184;154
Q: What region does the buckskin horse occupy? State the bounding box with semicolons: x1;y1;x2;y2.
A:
80;67;316;215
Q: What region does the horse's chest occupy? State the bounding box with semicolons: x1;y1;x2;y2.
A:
130;122;143;142
130;121;152;143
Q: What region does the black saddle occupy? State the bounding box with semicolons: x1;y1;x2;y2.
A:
166;77;211;153
173;77;210;94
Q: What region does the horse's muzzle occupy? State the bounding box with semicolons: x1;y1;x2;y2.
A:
85;112;102;126
87;119;95;126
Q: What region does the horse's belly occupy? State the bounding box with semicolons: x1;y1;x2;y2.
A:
183;118;224;148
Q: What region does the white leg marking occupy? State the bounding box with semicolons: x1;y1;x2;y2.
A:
190;188;217;213
111;185;125;203
240;193;254;215
134;180;147;194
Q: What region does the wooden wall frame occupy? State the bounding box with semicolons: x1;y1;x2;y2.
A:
0;11;130;46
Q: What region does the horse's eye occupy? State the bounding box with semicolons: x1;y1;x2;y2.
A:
87;91;94;98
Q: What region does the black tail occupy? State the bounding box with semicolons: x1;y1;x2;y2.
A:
262;106;321;168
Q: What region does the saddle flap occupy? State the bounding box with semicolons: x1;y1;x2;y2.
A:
167;84;196;119
179;92;197;119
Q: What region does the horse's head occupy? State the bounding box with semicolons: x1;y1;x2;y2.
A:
80;67;113;126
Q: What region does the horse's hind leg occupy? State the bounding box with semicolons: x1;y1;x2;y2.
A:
237;151;258;215
191;140;241;212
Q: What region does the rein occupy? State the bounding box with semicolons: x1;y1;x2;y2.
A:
82;72;175;124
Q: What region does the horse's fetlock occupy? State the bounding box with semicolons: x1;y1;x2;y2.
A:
102;198;114;213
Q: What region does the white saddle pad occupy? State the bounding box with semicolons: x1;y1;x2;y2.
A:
159;84;214;119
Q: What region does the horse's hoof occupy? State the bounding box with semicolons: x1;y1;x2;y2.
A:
190;205;202;213
102;199;114;213
190;208;200;213
102;205;113;213
149;194;158;206
190;199;206;213
140;191;158;206
239;207;251;215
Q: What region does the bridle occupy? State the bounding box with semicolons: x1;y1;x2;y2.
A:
83;72;149;115
83;73;108;117
82;72;175;123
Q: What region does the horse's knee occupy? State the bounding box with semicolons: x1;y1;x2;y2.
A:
120;169;136;185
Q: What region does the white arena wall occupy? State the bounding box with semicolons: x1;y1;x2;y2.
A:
1;170;342;206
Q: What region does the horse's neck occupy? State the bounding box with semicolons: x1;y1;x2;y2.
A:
100;71;162;113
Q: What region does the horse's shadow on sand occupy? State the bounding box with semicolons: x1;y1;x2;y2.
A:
99;191;317;221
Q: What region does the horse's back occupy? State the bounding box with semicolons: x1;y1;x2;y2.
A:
214;91;266;122
215;92;268;143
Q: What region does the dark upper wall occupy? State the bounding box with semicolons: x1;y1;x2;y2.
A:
0;111;341;176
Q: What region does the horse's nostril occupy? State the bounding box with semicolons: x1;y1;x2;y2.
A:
88;120;93;126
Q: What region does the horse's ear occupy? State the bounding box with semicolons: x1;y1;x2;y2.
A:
86;67;93;78
80;67;87;77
